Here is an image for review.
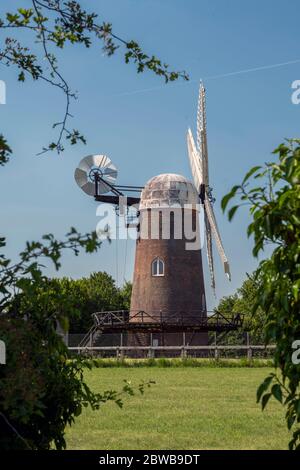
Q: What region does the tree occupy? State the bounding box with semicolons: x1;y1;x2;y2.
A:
222;139;300;449
0;1;183;449
119;281;132;310
43;273;132;333
216;272;267;344
0;231;153;450
0;0;188;160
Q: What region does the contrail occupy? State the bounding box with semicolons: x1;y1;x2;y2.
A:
112;58;300;97
203;58;300;80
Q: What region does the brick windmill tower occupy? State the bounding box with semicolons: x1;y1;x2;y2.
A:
129;173;206;320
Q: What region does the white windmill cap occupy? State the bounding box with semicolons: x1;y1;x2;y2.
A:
140;173;199;209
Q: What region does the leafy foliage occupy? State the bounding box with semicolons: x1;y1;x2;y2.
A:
222;139;300;449
0;135;12;166
0;228;100;313
216;272;267;344
0;231;146;449
35;273;132;333
0;1;188;154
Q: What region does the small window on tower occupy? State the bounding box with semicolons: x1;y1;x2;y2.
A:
152;257;165;277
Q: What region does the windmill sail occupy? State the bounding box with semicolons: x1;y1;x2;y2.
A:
186;81;231;293
187;128;202;191
197;82;209;186
204;198;231;280
205;212;216;291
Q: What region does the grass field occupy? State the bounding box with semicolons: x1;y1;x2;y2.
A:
66;366;289;450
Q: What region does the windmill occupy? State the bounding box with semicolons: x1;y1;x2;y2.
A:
187;82;231;294
74;82;235;350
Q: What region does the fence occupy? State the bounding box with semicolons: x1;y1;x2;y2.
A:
67;332;275;359
68;345;275;359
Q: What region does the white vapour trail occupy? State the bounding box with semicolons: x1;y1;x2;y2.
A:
112;58;300;97
203;58;300;80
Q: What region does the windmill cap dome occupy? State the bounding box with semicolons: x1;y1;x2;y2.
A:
140;173;199;209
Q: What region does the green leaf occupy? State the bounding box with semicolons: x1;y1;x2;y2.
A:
221;186;239;212
271;384;283;403
261;393;271;410
257;375;274;402
287;414;296;430
228;205;239;221
242;166;261;185
18;71;25;82
6;13;20;23
74;405;82;417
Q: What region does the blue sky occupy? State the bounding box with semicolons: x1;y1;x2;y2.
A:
0;0;299;309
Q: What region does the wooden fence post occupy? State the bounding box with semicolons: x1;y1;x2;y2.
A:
214;348;219;359
148;347;154;358
247;347;252;360
214;332;218;359
120;333;124;359
246;332;252;361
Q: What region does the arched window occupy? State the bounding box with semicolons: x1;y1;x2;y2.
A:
151;257;164;277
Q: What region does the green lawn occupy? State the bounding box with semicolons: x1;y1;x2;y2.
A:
66;367;289;450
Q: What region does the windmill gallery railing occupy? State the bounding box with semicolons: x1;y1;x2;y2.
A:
92;309;243;330
77;310;244;348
